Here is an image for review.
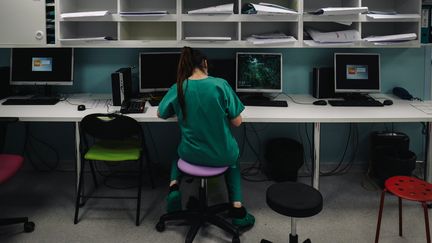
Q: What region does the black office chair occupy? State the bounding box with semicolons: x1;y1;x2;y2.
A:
74;113;154;226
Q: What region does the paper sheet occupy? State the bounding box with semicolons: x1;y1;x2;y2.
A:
185;37;232;41
309;7;368;16
366;14;420;20
364;33;417;42
307;29;361;43
304;40;355;47
411;101;432;115
120;11;168;16
61;10;109;18
247;37;297;45
188;4;234;14
59;37;115;42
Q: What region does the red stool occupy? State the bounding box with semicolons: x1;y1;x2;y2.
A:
375;176;432;243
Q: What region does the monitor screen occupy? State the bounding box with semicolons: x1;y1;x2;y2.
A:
236;53;282;93
139;52;180;92
334;53;380;93
10;48;73;85
209;59;236;90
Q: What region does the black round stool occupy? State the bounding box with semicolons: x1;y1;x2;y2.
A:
263;182;323;243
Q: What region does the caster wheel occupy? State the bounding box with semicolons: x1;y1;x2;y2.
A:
24;222;35;233
155;221;165;232
232;236;240;243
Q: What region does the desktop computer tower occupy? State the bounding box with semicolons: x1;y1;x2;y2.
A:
111;67;132;106
370;132;416;187
0;67;11;99
312;67;336;99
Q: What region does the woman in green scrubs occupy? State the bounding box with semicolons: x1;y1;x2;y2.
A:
157;46;254;228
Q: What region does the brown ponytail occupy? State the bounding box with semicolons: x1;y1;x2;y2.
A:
176;46;207;120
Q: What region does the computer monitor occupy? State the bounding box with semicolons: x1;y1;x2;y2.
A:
209;59;236;90
334;53;380;94
236;52;283;93
139;52;180;92
10;48;73;86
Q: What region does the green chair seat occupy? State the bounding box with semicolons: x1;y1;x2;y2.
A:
84;139;141;162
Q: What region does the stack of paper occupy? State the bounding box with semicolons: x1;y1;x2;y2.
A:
61;10;110;18
120;11;168;16
309;7;368;16
363;33;417;43
188;4;234;14
185;36;232;41
304;40;355;47
366;14;420;20
246;32;296;45
242;2;297;15
59;37;116;42
411;101;432;115
307;29;361;43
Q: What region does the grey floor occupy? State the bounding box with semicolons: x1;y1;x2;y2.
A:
0;168;428;243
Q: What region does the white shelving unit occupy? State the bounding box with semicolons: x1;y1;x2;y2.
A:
2;0;421;48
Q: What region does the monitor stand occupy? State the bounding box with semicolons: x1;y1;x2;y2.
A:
342;93;374;101
239;93;271;101
31;85;60;103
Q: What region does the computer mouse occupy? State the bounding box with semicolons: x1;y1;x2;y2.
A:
77;104;86;111
383;99;393;106
313;100;327;106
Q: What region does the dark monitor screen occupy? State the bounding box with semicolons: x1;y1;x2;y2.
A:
236;53;282;93
10;48;73;85
209;59;236;90
334;53;380;93
139;52;180;92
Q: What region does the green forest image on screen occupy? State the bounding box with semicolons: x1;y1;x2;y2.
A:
238;54;281;89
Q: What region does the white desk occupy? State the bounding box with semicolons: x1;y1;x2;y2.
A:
1;94;432;190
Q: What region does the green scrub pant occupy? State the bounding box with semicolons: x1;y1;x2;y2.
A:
170;159;243;203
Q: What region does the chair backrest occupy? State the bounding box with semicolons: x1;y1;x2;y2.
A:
80;113;142;141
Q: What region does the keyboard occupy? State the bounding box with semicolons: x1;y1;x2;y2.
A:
328;99;384;107
2;98;60;105
242;100;288;107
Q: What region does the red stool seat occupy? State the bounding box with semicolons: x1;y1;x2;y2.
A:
0;154;24;184
385;176;432;202
375;176;432;243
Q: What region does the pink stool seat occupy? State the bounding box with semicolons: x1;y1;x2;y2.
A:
178;159;228;177
0;154;24;184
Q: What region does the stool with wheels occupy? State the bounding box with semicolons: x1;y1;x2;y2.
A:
262;182;323;243
156;159;240;243
375;176;432;243
0;154;35;233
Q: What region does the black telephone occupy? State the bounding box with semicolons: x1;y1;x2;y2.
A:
392;87;413;100
120;99;145;114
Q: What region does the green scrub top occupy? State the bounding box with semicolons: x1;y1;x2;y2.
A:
158;76;245;167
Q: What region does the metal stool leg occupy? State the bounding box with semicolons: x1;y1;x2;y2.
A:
398;197;403;237
136;158;143;226
423;202;431;243
74;158;85;224
375;189;387;243
290;218;298;243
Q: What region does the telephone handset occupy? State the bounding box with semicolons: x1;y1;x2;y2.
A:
392;87;413;100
